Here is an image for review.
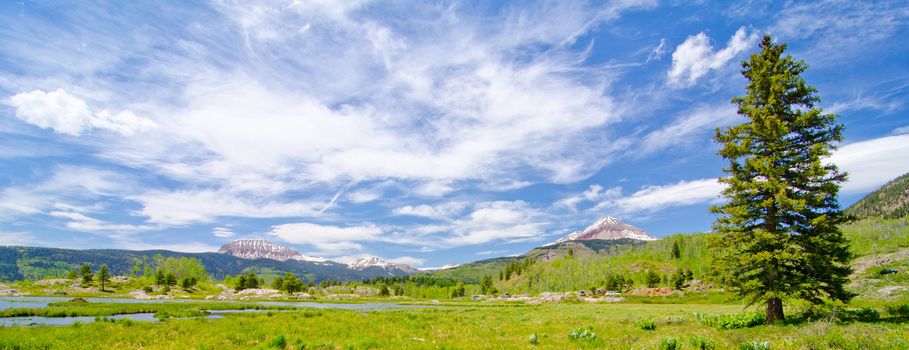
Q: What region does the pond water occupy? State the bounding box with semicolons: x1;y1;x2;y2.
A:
0;313;158;327
0;296;205;311
0;297;427;326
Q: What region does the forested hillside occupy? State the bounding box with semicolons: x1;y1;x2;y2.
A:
0;246;406;282
847;171;909;220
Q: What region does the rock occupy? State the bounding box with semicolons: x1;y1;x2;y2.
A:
537;292;571;303
36;279;72;286
325;294;359;300
69;297;89;303
236;288;281;297
626;287;673;297
111;276;132;283
878;286;909;297
354;286;379;296
0;289;25;296
128;289;173;300
43;289;68;295
291;293;314;300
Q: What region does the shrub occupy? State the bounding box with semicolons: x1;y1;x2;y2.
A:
843;307;880;322
799;305;882;323
635;319;656;331
694;311;765;329
659;337;681;350
690;335;717;350
568;325;597;341
885;304;909;318
739;340;770;350
269;334;287;348
529;333;539;345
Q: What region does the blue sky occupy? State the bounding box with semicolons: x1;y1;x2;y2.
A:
1;1;908;268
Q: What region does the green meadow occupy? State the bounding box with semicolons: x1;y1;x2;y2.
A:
2;302;908;349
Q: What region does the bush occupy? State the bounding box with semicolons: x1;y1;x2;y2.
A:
635;319;656;330
568;325;597;341
739;340;770;350
885;304;909;318
694;311;765;329
269;334;287;348
798;305;882;323
690;335;716;350
529;333;539;345
659;337;681;350
843;307;880;322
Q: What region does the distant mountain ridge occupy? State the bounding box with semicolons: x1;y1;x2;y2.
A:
546;216;656;245
347;256;420;274
846;171;909;220
0;245;415;282
218;239;328;263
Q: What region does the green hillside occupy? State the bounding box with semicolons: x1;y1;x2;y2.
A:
847;171;909;220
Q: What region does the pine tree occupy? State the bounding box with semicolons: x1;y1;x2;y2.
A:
712;35;853;323
80;263;93;286
97;264;111;291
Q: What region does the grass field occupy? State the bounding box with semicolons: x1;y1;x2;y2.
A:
1;301;907;349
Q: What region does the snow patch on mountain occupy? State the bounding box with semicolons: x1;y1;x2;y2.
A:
218;239;329;263
347;256;420;273
546;216;656;246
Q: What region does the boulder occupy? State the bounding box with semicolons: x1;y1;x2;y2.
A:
325;294;359;300
36;279;71;286
0;289;24;296
128;289;173;300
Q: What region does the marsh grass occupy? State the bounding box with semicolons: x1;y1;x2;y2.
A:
1;302;906;349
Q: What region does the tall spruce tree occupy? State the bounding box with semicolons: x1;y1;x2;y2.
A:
711;35;853;322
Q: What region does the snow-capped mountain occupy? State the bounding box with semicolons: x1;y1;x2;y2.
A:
218;239;328;263
347;256;420;274
546;216;656;246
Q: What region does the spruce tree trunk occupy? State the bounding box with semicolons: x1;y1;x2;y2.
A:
766;297;784;323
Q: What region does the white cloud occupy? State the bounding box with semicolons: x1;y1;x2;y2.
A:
212;227;237;238
769;1;909;63
392;204;439;219
829;134;909;194
7;89;156;136
646;38;667;62
893;125;909;135
347;189;381;203
413;180;454;198
387;256;424;267
667;27;757;87
268;222;384;253
115;241;221;253
0;166;124;218
0;232;38;246
132;190;323;226
476;249;508;256
635;104;737;156
392;201;467;220
442;201;547;246
591;178;725;214
555;184;622;212
48;210;152;235
826;96;902;115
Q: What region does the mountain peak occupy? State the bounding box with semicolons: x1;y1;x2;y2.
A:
547;216;656;246
218;239;327;263
347;256;419;273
